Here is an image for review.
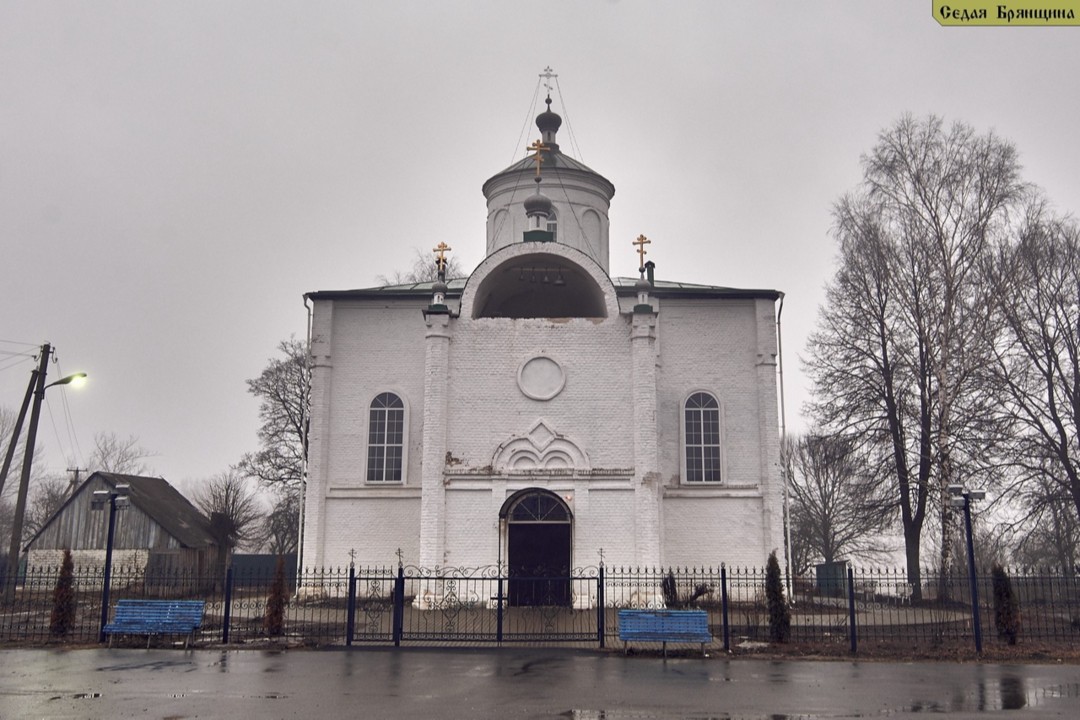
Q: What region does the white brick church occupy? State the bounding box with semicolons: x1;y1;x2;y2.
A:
301;91;785;584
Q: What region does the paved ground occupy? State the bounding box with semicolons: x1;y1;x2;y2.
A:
1;647;1078;719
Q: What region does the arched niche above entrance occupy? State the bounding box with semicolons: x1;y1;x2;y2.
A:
491;420;590;473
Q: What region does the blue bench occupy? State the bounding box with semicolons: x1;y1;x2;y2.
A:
103;599;205;648
618;609;712;656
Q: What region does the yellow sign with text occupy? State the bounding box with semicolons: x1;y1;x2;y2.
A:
934;0;1080;24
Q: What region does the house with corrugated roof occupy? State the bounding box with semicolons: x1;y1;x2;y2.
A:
24;471;221;575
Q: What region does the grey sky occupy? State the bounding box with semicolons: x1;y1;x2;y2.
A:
2;2;1078;489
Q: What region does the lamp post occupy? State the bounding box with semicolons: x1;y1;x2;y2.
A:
3;342;86;602
949;483;986;654
92;483;130;643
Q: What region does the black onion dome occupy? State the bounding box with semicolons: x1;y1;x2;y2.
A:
523;191;554;216
536;96;562;135
536;108;562;135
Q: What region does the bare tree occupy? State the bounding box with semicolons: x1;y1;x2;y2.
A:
987;207;1080;534
88;432;155;475
262;490;300;556
239;339;309;494
807;115;1025;596
783;433;894;574
1010;474;1079;570
23;475;70;541
376;246;464;285
191;468;265;552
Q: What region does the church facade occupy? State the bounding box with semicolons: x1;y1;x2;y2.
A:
301;95;785;585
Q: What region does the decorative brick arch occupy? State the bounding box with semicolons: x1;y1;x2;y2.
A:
491;419;590;472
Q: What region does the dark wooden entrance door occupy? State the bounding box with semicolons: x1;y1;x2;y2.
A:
508;522;571;606
504;489;572;607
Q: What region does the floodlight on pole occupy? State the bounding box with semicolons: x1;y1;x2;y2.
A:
47;372;87;390
93;482;130;643
949;483;987;654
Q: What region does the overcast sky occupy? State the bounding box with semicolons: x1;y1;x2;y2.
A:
2;2;1078;493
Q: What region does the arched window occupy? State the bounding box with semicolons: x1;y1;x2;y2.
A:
546;208;558;243
684;392;722;483
367;392;404;482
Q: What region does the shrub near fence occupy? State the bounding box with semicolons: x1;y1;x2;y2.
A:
1;563;1078;652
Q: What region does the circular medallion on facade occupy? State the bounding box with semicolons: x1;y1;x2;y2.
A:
517;355;565;401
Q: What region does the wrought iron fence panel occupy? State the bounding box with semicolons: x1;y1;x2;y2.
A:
787;567;846;646
1;565;106;643
500;573;599;642
351;566;396;643
722;567;767;643
400;565;501;642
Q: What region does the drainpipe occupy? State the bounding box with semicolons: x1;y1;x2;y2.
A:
296;295;312;579
776;292;793;598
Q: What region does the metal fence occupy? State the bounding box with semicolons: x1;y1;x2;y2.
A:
2;562;1078;652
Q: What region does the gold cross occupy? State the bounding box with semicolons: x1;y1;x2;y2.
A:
527;138;548;176
433;242;452;274
633;234;651;269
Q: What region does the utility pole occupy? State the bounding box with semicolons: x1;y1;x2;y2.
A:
4;343;51;602
0;373;36;499
67;466;88;495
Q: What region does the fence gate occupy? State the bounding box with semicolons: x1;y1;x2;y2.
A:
345;564;602;645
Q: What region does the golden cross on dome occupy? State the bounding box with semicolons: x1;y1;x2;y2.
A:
527;138;548;177
633;234;651;270
433;241;452;274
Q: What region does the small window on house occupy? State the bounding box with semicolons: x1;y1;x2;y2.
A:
684;392;722;483
367;392;404;482
546;210;558;243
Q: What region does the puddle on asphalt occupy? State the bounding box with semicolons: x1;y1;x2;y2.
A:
903;679;1080;714
563;713;821;719
96;660;196;672
562;682;1080;718
52;693;102;700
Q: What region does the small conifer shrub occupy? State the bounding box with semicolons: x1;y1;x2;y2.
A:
765;550;791;643
49;549;77;638
263;556;288;637
991;564;1020;645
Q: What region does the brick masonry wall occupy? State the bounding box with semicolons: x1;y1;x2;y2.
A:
321;496;420;568
446;316;635;470
304;291;783;571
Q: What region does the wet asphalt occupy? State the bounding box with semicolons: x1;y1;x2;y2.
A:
1;647;1078;719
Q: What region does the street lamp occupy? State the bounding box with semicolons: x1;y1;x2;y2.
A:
949;483;986;654
92;483;130;643
2;341;86;602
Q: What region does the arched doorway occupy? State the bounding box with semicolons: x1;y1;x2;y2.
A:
500;488;572;607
